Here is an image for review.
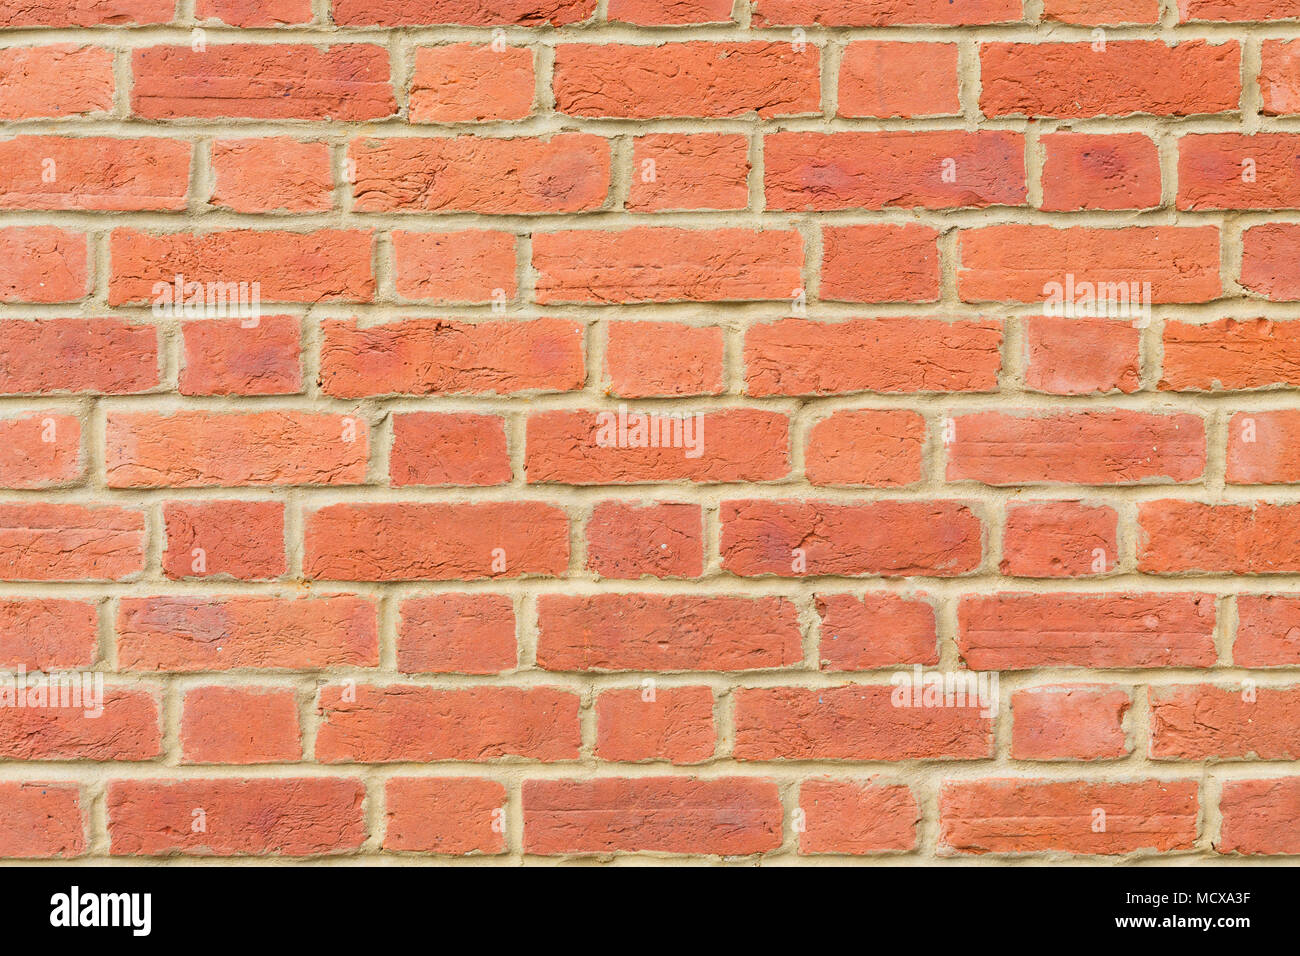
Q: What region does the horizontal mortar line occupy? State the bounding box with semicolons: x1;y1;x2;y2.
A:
11;571;1300;592
17;479;1300;499
0;760;1295;777
2;300;1299;319
18;389;1300;409
0;21;1293;45
81;666;1300;683
24;670;1300;687
0;202;1289;223
9;115;1299;134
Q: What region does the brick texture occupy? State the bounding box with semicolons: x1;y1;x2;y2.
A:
0;1;1286;866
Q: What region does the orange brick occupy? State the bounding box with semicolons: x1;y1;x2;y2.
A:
595;686;715;764
838;41;960;117
410;44;534;122
627;134;749;211
805;410;926;487
384;778;507;854
181;687;301;764
210;139;332;213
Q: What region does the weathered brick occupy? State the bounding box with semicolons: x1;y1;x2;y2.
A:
958;593;1217;669
537;594;801;671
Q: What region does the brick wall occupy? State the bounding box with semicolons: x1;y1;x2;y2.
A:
0;0;1296;861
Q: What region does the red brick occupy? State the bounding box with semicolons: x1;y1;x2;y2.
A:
1151;684;1300;759
1242;224;1300;300
0;503;144;581
554;42;819;119
523;777;782;855
117;595;378;671
0;46;113;119
722;499;983;577
627;134;749;211
1227;410;1300;483
585;501;703;579
820;225;940;302
765;131;1025;210
1040;133;1161;211
391;413;510;487
397;594;517;674
132;45;395;120
745;318;1002;396
816;592;938;670
384;778;507;854
838;41;959;117
315;684;580;762
608;0;732;23
595;686;715;764
805;410;925;487
0;783;83;858
1236;595;1300;667
752;0;1021;26
0;227;88;303
179;315;301;396
533;228;802;303
959;225;1221;303
0;412;81;488
410;44;534;122
0;599;97;670
0;136;189;211
525;408;789;484
210;138;333;213
1179;133;1300;209
604;322;724;397
0;318;157;394
1259;40;1300;115
1139;500;1300;573
1180;0;1298;21
110;229;375;304
106;412;368;488
734;685;993;760
0;688;159;761
981;40;1240;118
334;0;595;24
350;135;608;213
1000;501;1119;578
197;0;313;25
162;500;286;581
958;592;1217;669
798;780;918;854
304;502;569;581
1044;0;1159;23
1011;685;1131;759
1162;318;1300;390
181;687;300;764
1024;316;1141;394
320;318;583;397
392;231;517;303
537;594;801;671
108;779;365;856
940;779;1198;854
947;411;1205;485
0;0;172;26
1218;779;1300;855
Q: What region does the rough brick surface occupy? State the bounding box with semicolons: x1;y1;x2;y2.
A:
0;0;1289;867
